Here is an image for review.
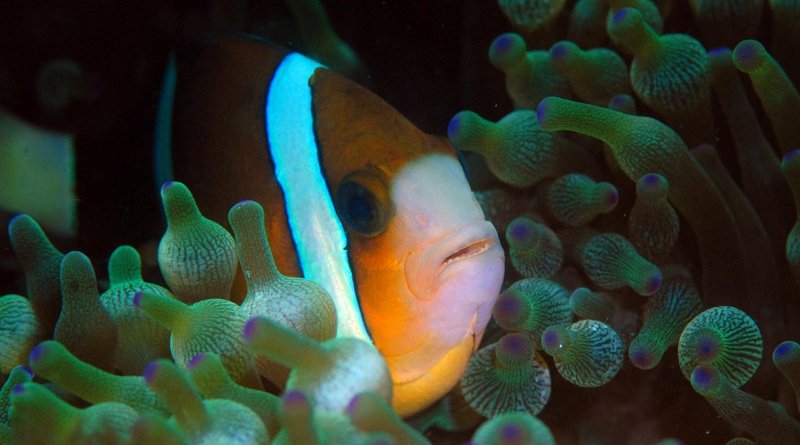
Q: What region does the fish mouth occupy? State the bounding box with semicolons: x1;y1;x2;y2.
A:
405;218;501;301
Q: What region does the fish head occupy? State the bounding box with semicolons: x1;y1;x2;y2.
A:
312;69;505;416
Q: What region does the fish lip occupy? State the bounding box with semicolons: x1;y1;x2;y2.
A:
404;218;501;301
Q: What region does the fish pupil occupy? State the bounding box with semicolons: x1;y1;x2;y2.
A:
336;179;387;236
348;190;375;225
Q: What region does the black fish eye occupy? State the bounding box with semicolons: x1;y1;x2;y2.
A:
335;171;392;237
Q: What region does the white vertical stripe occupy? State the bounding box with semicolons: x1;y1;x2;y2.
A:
266;52;370;341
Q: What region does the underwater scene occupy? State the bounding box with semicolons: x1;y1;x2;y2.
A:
1;0;800;444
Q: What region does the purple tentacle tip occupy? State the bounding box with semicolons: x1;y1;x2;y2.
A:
696;336;719;361
501;334;528;356
283;389;308;409
233;199;256;209
542;328;561;349
610;96;626;108
160;181;175;193
631;347;654;369
447;115;461;140
132;291;143;308
611;8;630;25
551;42;568;60
243;318;260;341
495;295;521;319
642;173;662;187
735;41;758;62
12;384;25;395
491;34;513;55
644;272;662;295
188;353;205;369
501;423;523;441
28;343;45;364
774;341;798;361
691;366;716;390
143;361;159;384
509;221;532;242
707;47;729;58
346;393;363;416
536;98;551;127
8;213;25;226
784;149;800;162
605;188;620;207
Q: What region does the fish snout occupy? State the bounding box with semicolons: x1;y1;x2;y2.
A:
405;219;504;301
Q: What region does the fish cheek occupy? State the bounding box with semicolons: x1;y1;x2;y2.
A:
349;226;430;356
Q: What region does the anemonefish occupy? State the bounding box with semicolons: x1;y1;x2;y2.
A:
156;33;504;416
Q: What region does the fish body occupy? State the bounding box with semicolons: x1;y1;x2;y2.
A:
160;34;504;416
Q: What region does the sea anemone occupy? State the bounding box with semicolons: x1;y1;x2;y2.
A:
2;1;800;444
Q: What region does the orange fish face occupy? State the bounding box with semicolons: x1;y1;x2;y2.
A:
166;35;505;417
311;70;505;416
350;153;505;416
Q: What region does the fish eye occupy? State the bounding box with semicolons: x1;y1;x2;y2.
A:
335;171;393;237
